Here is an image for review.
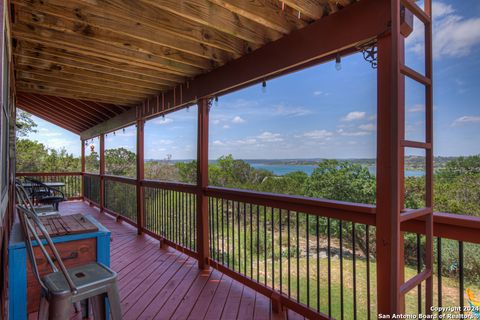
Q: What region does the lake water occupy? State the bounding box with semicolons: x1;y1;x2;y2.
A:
250;163;424;177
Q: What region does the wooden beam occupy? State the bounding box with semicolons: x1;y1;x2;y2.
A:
12;22;196;77
99;134;105;212
16;40;183;85
14;53;176;90
136;118;145;235
281;0;326;20
80;108;137;140
56;0;256;55
17;99;86;132
81;139;85;198
20;93;101;126
16;73;149;100
14;0;234;64
14;9;211;71
137;0;390;120
207;0;306;34
55;96;119;119
16;69;161;96
139;0;282;44
16;82;137;105
196;98;209;269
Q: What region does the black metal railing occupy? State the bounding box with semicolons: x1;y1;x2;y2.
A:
143;183;197;255
83;173;100;205
104;177;137;223
16;172;82;199
207;195;377;319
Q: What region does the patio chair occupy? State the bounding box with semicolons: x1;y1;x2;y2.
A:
15;180;60;217
16;205;122;320
25;178;66;210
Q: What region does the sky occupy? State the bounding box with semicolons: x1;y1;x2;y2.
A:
22;0;480;160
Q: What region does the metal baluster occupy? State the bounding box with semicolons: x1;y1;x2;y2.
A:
366;225;371;320
340;220;344;320
352;223;357;319
437;238;442;317
459;241;464;315
306;214;310;307
288;210;291;298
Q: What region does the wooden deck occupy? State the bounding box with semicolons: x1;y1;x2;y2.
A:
53;201;304;320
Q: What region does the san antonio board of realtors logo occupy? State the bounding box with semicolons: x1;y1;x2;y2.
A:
467;288;480;319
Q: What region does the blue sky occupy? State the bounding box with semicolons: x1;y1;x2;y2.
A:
23;0;480;160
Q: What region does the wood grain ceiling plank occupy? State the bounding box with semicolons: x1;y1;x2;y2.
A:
22;93;101;126
16;84;135;105
280;0;326;20
17;96;86;132
14;0;234;64
55;96;120;119
17;77;144;101
139;0;283;44
14;48;180;88
58;0;257;56
207;0;306;34
16;70;159;96
12;23;196;78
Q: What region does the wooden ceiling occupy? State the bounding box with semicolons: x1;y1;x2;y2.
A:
12;0;356;132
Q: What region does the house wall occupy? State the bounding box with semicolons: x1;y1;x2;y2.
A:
0;0;14;318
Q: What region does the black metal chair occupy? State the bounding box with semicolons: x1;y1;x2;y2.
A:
25;178;66;210
15;180;60;217
16;205;122;320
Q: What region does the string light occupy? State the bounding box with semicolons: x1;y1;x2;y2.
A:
335;53;342;71
215;96;219;107
123;128;125;133
262;80;267;94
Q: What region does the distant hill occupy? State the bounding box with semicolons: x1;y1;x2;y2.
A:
145;156;461;171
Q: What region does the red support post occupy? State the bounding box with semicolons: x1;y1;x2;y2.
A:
136;119;145;235
81;139;85;200
99;134;105;212
376;30;405;315
196;98;210;269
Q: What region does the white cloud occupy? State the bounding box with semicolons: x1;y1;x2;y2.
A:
406;2;480;59
232;116;245;124
213;140;225;146
313;90;329;96
223;124;230;129
408;104;425;113
257;131;283;142
38;128;62;137
358;123;376;131
233;138;257;145
152;117;173;125
302;130;334;140
452;116;480;126
341;111;366;122
340;131;371;136
275;105;312;117
212;119;220;125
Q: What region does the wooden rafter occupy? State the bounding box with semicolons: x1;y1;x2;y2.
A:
11;0;355;132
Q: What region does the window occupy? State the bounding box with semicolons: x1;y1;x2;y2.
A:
209;53;377;203
105;124;136;178
84;136;100;174
144;106;198;183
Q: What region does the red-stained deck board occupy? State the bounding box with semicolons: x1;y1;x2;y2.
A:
43;201;305;320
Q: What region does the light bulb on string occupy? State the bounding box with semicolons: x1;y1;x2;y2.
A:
335;54;342;71
215;96;219;107
262;80;267;94
123;128;125;133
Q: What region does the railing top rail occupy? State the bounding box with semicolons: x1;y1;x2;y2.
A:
141;179;198;193
103;174;137;185
16;172;82;176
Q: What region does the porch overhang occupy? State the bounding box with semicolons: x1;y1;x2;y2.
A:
10;0;391;139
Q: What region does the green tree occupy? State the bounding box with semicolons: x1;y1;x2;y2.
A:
304;160;376;204
16;111;37;138
105;147;136;176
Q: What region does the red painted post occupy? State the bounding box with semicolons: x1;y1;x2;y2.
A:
196;98;210;269
81;139;85;200
375;3;405;314
99;134;105;212
136;119;145;235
